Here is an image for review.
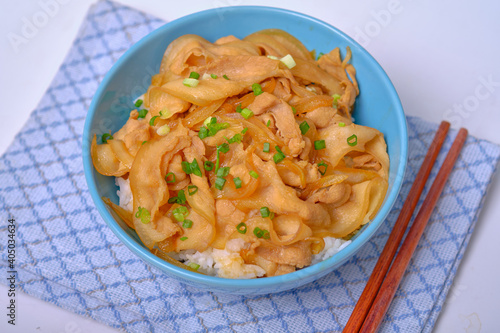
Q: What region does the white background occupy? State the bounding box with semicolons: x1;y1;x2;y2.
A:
1;0;499;332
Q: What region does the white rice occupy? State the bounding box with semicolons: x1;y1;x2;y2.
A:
175;238;266;279
115;177;133;212
116;176;351;278
311;237;351;265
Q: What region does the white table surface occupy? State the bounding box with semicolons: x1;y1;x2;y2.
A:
1;1;499;332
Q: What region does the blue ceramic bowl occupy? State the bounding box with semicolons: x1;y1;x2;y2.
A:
83;6;407;295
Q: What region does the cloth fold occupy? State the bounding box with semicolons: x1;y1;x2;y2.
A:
1;1;499;332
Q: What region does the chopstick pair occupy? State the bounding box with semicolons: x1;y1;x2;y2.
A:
343;121;468;333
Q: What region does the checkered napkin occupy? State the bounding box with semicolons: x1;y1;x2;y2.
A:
1;1;499;332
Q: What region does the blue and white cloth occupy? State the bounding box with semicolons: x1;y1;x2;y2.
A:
1;1;499;332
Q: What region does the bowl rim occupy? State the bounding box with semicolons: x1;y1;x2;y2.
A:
83;5;408;291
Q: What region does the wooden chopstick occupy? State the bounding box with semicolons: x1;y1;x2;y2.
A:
343;121;451;333
359;128;468;333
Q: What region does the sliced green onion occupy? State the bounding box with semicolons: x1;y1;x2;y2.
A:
332;94;341;108
189;71;200;79
260;207;271;218
280;54;296;69
149;116;159;126
165;172;176;183
134;99;143;107
188;185;198;196
269;212;275;220
263;142;270;153
291;106;297;115
236;222;247;234
142;141;147;145
188;262;200;270
347;134;358;147
273;153;285;164
199;118;230;139
233;177;242;189
157;124;170;136
314;140;326;150
169;192;189;205
232;133;243;143
318;161;328;176
262;230;270;239
137;109;148;118
299;121;310;135
273;146;286;164
202;73;211;80
180;236;188;241
235;104;243;113
102;133;113;143
198;126;209;139
140;209;151;224
203;117;214;127
215;177;226;190
252;83;263;96
182;161;192;174
210;74;218;79
183;78;199;87
267;55;279;60
226;133;242;144
241;127;248;134
240;108;254;120
218;143;230;153
215;143;229;173
339;122;346;127
182;219;193;228
135;207;151;224
216;166;230;177
172;206;189;222
175;190;186;204
223;74;229;80
190;159;202;177
159;109;172;119
253;227;264;238
266;120;271;127
204;160;214;171
317;52;324;60
249;170;259;179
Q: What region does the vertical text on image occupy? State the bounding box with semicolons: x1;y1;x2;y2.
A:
6;218;17;326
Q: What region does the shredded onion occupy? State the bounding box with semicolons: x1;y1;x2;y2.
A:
292;95;334;115
90;135;128;177
183;98;225;128
102;197;133;229
300;174;348;199
107;139;134;169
